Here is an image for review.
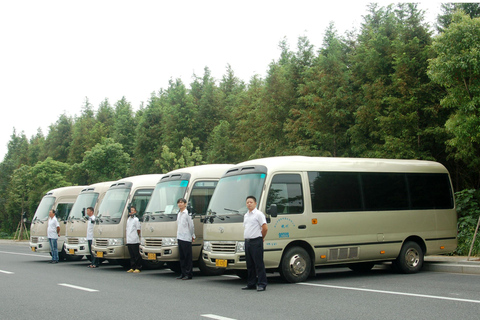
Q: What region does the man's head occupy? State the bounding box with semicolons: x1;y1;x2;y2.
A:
246;196;257;212
49;209;55;218
86;207;94;216
129;206;137;216
177;198;187;211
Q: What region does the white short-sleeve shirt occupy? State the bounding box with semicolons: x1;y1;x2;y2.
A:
126;216;141;244
47;216;60;239
243;208;266;239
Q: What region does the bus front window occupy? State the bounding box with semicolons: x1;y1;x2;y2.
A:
207;173;265;221
145;180;188;221
69;193;99;220
97;188;130;224
33;197;56;221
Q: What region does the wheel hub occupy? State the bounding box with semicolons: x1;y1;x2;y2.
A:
289;254;306;275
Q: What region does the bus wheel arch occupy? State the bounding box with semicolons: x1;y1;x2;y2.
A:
393;238;425;274
279;242;314;283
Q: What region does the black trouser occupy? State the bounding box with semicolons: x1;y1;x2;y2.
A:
178;239;193;278
87;240;99;266
245;237;267;288
127;243;142;270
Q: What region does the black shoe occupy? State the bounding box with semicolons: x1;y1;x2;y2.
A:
257;286;266;291
182;277;192;280
241;285;256;290
176;275;185;279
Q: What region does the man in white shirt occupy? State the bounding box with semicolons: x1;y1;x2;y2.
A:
126;206;142;273
242;195;268;291
47;209;60;263
86;207;99;268
176;198;195;280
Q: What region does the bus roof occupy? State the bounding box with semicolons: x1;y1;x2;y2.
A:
44;185;86;197
160;164;233;182
79;181;114;194
110;174;165;189
232;156;448;174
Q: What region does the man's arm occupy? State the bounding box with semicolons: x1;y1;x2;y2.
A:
261;223;268;241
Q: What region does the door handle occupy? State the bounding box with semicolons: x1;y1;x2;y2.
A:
298;225;306;229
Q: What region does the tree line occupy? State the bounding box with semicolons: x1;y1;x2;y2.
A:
1;4;480;255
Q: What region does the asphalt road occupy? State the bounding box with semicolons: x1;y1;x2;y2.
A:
1;242;480;320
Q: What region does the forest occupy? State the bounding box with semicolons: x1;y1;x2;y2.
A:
1;3;480;254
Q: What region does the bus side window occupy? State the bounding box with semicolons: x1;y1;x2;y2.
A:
190;181;217;215
56;203;74;221
267;174;304;214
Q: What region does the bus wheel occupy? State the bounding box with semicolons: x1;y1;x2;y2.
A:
348;262;375;273
198;253;224;276
280;247;311;283
393;241;424;274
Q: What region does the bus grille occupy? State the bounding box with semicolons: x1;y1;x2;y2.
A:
145;239;162;247
67;238;79;245
211;242;236;253
31;237;38;243
95;239;108;247
329;247;359;261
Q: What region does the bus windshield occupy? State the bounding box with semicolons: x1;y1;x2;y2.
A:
33;196;56;221
69;193;99;220
97;188;130;224
207;173;265;220
145;180;188;221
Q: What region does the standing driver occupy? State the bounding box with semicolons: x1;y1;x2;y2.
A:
242;195;268;291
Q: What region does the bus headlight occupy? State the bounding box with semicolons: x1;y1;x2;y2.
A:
140;238;146;246
78;237;87;244
108;238;124;246
162;238;177;246
203;241;212;252
37;236;48;242
236;241;245;253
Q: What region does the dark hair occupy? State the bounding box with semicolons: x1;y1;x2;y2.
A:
246;195;257;202
177;198;187;204
87;207;94;212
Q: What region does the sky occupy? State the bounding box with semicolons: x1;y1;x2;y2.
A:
0;0;444;161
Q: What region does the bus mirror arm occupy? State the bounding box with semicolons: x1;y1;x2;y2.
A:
267;204;278;218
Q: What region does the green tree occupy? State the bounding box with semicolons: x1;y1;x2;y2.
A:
428;12;480;187
68;98;98;164
206;120;236;163
43;114;73;163
155;137;204;173
131;94;164;174
286;23;353;157
437;2;480;33
113;97;136;156
92;98;115;140
4;165;32;232
28;129;46;166
80;137;131;183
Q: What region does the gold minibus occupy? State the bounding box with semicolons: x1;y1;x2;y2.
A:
202;156;457;282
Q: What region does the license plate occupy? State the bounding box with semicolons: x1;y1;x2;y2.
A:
147;252;156;260
215;259;228;268
96;251;104;258
31;247;36;252
69;249;74;255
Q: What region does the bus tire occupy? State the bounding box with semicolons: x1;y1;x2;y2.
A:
393;241;424;274
280;247;311;283
198;253;224;276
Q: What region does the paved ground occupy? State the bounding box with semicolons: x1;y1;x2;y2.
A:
3;239;480;275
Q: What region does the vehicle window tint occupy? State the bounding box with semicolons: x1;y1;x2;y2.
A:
267;174;304;214
189;181;217;215
308;172;362;212
131;189;153;219
56;203;74;221
408;173;453;209
362;173;409;210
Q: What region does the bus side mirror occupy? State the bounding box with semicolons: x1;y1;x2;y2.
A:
268;204;277;218
82;208;86;217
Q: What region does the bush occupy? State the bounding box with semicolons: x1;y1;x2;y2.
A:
454;189;480;256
